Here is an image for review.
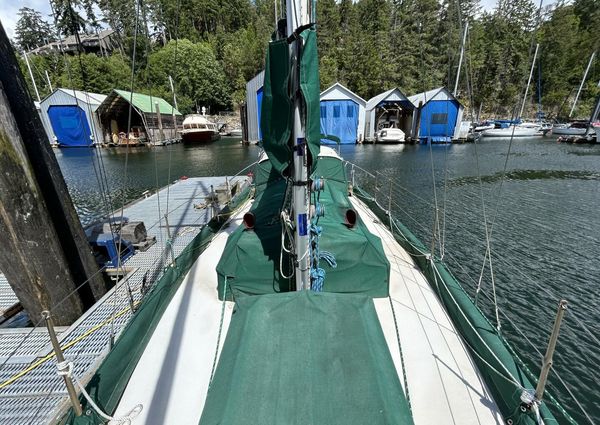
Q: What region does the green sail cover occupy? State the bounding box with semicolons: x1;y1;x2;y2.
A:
59;188;252;425
199;291;414;425
260;29;320;175
260;39;293;174
215;156;390;298
354;186;568;425
300;29;321;167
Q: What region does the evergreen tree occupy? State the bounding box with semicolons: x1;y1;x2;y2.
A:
316;0;341;89
14;7;56;51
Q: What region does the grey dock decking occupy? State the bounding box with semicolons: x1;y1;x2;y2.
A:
0;176;248;425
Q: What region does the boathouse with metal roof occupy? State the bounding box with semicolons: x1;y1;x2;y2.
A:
320;82;366;144
365;88;416;142
96;90;182;145
38;88;106;147
408;87;464;143
244;70;265;143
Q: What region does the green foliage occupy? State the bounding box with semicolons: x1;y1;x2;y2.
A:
148;39;231;113
14;7;55;51
12;0;600;120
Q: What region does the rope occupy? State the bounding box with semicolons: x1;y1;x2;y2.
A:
0;303;136;390
309;223;337;292
209;278;228;385
56;360;142;424
279;211;295;279
387;296;411;411
308;182;336;292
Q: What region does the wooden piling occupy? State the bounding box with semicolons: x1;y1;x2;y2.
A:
0;22;106;325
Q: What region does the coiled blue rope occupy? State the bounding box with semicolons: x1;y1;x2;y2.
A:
310;223;337;292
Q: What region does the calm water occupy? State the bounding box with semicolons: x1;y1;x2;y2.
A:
55;136;600;423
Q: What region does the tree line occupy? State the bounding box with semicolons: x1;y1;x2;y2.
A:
12;0;600;119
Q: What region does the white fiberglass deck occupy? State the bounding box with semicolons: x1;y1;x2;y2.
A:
352;197;503;425
112;200;251;424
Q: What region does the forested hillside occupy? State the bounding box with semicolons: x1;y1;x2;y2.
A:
12;0;599;119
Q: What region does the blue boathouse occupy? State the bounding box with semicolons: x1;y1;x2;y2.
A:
38;88;106;147
408;87;464;143
319;83;366;144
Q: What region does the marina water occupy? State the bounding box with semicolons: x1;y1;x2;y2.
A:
55;137;600;423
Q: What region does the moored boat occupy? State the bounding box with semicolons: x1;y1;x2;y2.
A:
180;114;220;144
375;126;405;143
229;128;243;137
482;121;548;137
552;121;591;136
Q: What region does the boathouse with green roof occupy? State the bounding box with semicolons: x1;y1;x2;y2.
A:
96;89;183;145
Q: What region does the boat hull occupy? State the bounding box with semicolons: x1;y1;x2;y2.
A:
376;129;405;143
181;130;220;144
552;127;587;136
482;127;543;137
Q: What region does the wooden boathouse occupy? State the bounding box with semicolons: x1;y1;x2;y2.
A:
96;90;182;145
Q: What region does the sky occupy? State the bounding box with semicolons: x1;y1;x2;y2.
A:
0;0;500;41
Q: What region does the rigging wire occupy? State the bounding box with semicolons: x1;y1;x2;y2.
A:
163;0;182;237
473;0;548;332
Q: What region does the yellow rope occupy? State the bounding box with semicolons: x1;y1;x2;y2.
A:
0;302;137;390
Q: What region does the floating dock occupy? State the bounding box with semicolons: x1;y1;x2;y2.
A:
0;175;249;425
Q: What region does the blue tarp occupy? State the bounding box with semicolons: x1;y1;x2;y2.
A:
418;100;458;143
320;100;358;145
257;87;263;140
48;105;92;147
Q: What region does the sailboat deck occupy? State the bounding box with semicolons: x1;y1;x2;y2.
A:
352;197;503;425
111;201;251;424
0;176;247;425
112;194;503;425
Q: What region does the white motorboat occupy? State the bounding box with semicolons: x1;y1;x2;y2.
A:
552;121;591;136
482;122;548;138
229;128;243;137
180;114;220;144
375;126;405;143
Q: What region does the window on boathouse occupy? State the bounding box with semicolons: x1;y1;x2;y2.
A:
333;105;341;118
431;113;448;125
320;105;327;118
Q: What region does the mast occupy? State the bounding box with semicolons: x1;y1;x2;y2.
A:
569;51;596;118
23;50;41;102
168;75;178;132
453;22;468;97
45;70;53;92
519;43;539;120
286;0;311;291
